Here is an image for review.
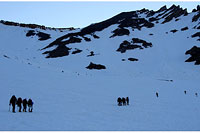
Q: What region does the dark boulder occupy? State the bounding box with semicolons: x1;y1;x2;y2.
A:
86;62;106;70
92;34;100;39
181;27;188;31
128;58;138;62
170;29;178;33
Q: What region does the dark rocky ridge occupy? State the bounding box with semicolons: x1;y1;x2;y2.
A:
38;5;198;59
0;20;75;31
185;46;200;65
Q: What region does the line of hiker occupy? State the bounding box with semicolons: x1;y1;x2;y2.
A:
117;97;129;106
9;95;34;113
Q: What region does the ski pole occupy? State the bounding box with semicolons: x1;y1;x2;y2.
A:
9;104;10;112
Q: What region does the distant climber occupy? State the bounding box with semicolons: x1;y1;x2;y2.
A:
9;95;17;113
195;93;198;97
122;97;126;106
156;92;159;97
126;97;129;105
117;97;122;106
28;99;34;112
16;97;23;112
184;90;186;94
23;98;28;112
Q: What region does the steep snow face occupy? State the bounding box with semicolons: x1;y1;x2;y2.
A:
0;5;200;131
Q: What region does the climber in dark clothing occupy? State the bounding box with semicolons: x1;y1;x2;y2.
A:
126;97;129;105
16;97;23;112
28;99;33;112
156;92;159;97
122;97;126;106
23;98;28;112
9;95;17;113
117;97;122;106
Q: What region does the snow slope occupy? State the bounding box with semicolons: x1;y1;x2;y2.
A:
0;5;200;131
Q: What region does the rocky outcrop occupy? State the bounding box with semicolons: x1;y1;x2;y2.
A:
117;38;152;53
162;5;188;24
26;30;51;41
110;28;130;38
72;48;82;55
0;20;75;31
116;40;142;53
170;29;178;33
185;46;200;65
86;62;106;70
181;27;188;31
43;45;71;58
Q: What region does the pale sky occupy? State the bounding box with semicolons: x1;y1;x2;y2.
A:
0;1;199;28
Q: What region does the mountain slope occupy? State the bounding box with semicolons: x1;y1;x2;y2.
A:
0;5;200;131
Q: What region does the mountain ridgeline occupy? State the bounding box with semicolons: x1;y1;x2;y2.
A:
1;4;200;70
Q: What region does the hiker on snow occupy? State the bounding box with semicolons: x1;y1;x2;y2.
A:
16;97;23;112
156;92;159;97
9;95;17;113
23;98;28;112
122;97;126;106
126;97;129;105
28;99;33;112
117;97;122;106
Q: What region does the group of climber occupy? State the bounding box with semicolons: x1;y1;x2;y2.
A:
117;97;129;106
9;95;33;113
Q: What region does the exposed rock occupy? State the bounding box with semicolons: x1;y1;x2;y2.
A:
110;28;130;38
175;18;180;21
0;20;75;31
162;5;188;24
170;29;178;33
26;30;36;37
87;51;95;57
92;34;100;39
149;33;153;35
181;27;188;31
86;62;106;70
36;32;51;41
149;17;159;22
191;32;200;38
116;40;142;53
82;36;91;42
185;46;200;65
72;48;82;54
43;45;71;58
192;11;200;22
3;55;10;59
26;30;51;41
122;59;126;61
128;58;138;62
132;38;152;48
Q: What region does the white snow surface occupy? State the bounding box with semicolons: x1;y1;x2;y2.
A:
0;12;200;131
